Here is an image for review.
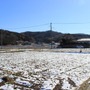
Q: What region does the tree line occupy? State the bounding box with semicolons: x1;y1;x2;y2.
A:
0;29;90;46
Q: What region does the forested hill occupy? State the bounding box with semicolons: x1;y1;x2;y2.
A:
0;29;31;45
22;31;90;43
1;29;90;45
22;30;63;43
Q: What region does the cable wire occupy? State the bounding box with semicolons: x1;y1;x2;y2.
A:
4;22;90;30
53;22;90;24
6;23;49;30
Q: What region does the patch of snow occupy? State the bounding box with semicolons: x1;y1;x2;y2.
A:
62;79;71;90
41;79;53;90
0;84;14;90
16;78;33;87
88;81;90;84
0;49;90;89
0;79;3;82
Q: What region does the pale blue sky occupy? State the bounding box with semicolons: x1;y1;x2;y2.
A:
0;0;90;34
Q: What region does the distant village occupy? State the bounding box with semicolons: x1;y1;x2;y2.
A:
16;38;90;48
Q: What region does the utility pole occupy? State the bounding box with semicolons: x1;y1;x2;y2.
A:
50;23;52;31
50;23;53;49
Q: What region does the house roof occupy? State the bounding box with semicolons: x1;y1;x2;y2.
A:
77;38;90;42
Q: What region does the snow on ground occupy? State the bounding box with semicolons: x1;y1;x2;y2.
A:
0;84;14;90
0;49;90;90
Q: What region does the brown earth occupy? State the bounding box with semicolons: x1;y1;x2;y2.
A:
77;78;90;90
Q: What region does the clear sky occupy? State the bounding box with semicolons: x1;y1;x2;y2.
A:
0;0;90;34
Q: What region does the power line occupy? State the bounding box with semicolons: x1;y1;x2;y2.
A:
3;22;90;30
5;23;49;30
53;22;90;24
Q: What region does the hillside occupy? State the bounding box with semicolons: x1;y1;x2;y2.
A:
1;29;90;45
22;31;90;43
22;30;63;43
0;29;31;45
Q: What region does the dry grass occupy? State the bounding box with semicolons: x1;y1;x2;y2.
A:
53;79;63;90
68;77;76;87
77;78;90;90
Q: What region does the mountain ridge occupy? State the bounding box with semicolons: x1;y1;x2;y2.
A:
1;29;90;45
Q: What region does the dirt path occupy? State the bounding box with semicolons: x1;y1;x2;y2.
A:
78;78;90;90
87;85;90;90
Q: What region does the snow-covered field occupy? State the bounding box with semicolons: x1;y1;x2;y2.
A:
0;49;90;90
